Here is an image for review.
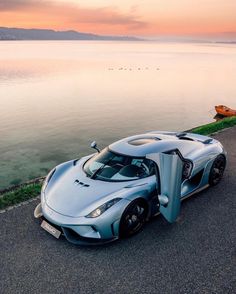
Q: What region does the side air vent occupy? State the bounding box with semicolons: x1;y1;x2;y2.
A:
128;138;159;146
203;138;213;144
73;158;79;166
176;132;187;138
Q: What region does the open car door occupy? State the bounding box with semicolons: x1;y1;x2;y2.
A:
146;152;183;223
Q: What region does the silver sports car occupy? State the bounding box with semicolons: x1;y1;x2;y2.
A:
34;131;226;245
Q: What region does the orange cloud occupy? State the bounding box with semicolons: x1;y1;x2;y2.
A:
0;0;235;36
0;0;148;35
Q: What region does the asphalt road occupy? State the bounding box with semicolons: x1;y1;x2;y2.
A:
1;127;236;294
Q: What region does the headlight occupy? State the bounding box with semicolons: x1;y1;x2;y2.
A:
41;168;56;193
86;198;122;218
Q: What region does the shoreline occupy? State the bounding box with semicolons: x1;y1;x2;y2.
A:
1;116;236;210
0;176;45;196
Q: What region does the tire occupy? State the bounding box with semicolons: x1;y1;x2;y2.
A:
119;199;148;238
208;154;226;186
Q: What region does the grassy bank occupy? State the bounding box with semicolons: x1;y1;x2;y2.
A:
1;116;236;211
190;116;236;135
0;183;42;210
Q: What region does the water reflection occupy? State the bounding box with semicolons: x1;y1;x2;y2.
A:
214;114;225;121
0;41;236;189
0;59;88;82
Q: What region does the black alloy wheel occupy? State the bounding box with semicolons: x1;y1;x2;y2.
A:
119;199;147;238
209;155;226;186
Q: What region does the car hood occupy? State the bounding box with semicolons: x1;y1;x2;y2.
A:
45;159;133;217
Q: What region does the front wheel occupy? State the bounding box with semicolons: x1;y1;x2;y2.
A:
208;154;226;186
119;199;148;238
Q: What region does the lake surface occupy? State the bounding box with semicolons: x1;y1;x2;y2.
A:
0;41;236;189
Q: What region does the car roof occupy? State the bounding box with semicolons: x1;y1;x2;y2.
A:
109;131;212;158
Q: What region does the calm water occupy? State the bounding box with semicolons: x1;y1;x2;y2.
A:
0;41;236;189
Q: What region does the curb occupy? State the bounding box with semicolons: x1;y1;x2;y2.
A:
208;125;236;136
0;176;45;195
0;195;40;214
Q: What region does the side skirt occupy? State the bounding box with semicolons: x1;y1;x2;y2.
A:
181;184;209;201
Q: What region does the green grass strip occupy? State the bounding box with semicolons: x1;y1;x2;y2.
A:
0;183;42;210
190;116;236;135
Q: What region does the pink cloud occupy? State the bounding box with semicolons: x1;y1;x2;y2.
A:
0;0;148;31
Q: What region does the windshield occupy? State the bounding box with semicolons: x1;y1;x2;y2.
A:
83;148;155;182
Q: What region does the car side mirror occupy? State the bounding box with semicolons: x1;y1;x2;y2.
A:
90;141;100;153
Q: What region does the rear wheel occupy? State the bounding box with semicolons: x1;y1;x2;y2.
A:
119;199;148;238
209;155;226;186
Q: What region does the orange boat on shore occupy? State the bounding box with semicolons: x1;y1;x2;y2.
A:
215;105;236;117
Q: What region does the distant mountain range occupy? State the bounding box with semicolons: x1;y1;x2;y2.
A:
0;27;235;43
0;27;141;41
150;32;236;43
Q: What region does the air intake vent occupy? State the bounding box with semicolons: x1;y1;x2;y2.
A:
74;179;90;187
128;138;159;146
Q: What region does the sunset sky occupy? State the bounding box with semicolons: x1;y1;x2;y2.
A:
0;0;236;36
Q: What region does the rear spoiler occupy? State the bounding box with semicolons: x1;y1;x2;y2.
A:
148;131;214;145
176;132;213;144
